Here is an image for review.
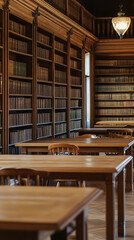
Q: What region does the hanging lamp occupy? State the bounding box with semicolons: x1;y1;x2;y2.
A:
112;4;131;39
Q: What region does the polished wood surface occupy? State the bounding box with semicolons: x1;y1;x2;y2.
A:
0;154;132;240
76;128;134;136
0;186;101;240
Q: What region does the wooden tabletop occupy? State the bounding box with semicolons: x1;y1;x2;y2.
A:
0;155;132;173
15;137;134;148
0;186;101;231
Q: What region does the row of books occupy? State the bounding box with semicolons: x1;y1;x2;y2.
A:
37;64;49;81
55;123;66;134
95;117;134;121
70;76;81;85
55;40;66;52
96;101;134;108
70;109;82;119
70;132;79;138
0;113;1;127
56;134;67;138
9;19;27;36
9;113;32;126
9;128;32;144
37;98;52;109
55;54;66;65
9;97;32;109
70;120;81;130
95;93;134;100
55;70;67;83
95;76;134;83
9;60;27;77
70;99;81;108
96;59;134;67
71;60;80;69
71;88;81;98
37;84;52;96
0;32;2;46
95;85;134;92
37;112;51;123
70;48;80;58
9;38;28;54
95;68;134;74
0;62;2;73
55;86;67;97
9;79;32;94
0;133;1;146
96;108;134;115
0;78;2;93
37;47;50;59
37;32;50;45
38;125;52;138
55;99;66;108
55;111;66;122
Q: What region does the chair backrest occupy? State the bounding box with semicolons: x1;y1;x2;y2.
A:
76;134;99;138
107;129;133;137
48;143;79;155
0;168;49;186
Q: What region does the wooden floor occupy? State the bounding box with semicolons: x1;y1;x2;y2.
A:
46;186;134;240
88;188;134;240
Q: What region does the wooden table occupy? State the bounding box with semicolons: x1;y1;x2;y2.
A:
0;154;133;240
0;186;101;240
75;127;134;136
16;137;134;192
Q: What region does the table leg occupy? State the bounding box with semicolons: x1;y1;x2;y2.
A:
118;168;126;237
76;207;88;240
106;174;116;240
125;151;133;192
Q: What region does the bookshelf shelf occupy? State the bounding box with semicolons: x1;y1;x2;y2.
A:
9;94;32;97
9;30;32;41
37;79;52;84
71;56;82;61
71;67;82;72
71;84;82;88
9;124;33;129
55;131;67;136
55;62;67;68
37;41;52;49
37;108;52;111
9;109;32;112
55;48;67;55
37;122;52;126
9;75;33;80
37;96;52;99
95;56;134;122
55;82;67;86
9;49;32;57
0;46;3;49
37;57;52;63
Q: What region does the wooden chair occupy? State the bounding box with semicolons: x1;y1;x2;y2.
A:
48;143;84;187
0;168;49;186
107;128;133;137
105;129;133;155
48;143;79;155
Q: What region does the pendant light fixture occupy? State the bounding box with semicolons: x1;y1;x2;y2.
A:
112;4;131;39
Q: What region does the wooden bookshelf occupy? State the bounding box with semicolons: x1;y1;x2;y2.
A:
95;56;134;122
8;13;33;153
70;44;82;138
37;27;53;139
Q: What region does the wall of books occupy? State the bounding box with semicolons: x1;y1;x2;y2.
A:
9;14;33;153
70;44;82;138
95;56;134;122
0;10;2;154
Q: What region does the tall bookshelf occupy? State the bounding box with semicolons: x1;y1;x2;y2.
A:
95;56;134;122
8;14;33;153
0;10;3;154
37;27;53;139
54;36;68;138
70;44;82;138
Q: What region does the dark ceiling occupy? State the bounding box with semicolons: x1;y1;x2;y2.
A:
77;0;134;17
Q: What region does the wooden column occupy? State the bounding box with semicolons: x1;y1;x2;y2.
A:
3;0;9;153
32;7;39;140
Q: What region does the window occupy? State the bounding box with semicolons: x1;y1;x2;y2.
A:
85;51;90;128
